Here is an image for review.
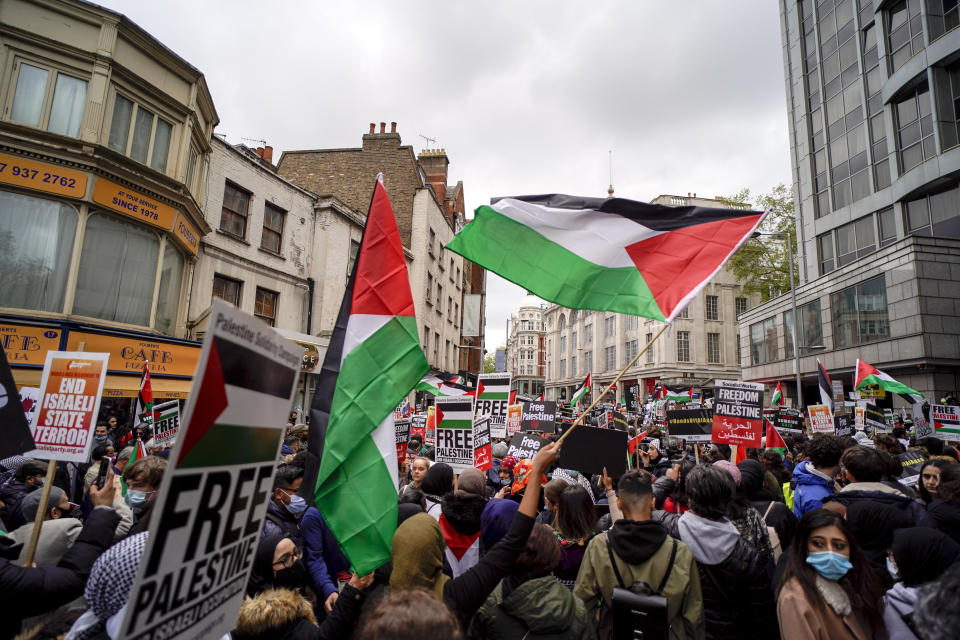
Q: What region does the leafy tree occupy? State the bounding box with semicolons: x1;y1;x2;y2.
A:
722;184;798;303
483;347;503;373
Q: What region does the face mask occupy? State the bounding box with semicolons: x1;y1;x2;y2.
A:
806;551;853;581
887;556;901;581
95;435;107;441
125;489;150;510
283;493;307;515
274;559;308;589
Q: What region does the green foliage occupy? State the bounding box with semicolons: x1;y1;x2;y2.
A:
722;184;798;303
483;347;503;373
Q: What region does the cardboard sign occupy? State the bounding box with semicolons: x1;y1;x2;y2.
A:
711;379;763;447
434;397;476;472
521;401;557;433
807;404;834;433
506;432;548;461
26;351;109;462
395;418;411;461
152;400;180;447
18;386;40;430
854;406;866;430
506;403;523;437
933;404;960;441
667;409;713;442
883;408;896;431
410;414;427;441
475;373;511;438
864;403;886;431
425;406;436;446
834;414;853;437
832;380;844;405
597;411;609;429
473;415;492;471
121;300;300;640
558;426;628;478
913;403;933;439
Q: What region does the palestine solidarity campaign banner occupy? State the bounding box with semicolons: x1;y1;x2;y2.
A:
711;379;764;448
475;373;511;438
121;300;301;640
435;396;477;472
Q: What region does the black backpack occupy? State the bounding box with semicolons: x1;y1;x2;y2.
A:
606;532;677;640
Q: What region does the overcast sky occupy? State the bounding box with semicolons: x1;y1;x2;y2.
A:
97;0;791;352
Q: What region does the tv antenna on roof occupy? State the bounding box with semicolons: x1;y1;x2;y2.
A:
419;134;438;148
240;136;267;146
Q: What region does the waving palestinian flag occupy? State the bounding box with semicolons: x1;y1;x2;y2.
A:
134;363;155;429
446;194;766;321
571;373;591;408
664;386;693;403
771;382;784;407
416;375;470;397
855;359;923;403
306;176;429;575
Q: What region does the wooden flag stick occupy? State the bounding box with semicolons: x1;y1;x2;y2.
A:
23;460;57;566
558;322;670;445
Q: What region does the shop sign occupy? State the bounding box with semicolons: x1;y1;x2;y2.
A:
0;152;86;198
65;331;200;377
0;323;62;366
172;213;201;255
93;178;176;230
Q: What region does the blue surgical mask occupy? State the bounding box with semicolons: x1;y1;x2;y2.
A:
285;494;307;515
125;489;150;510
95;435;107;441
806;551;853;581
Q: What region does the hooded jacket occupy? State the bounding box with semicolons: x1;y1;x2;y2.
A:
469;575;596;640
792;461;836;518
918;498;960;545
573;520;704;640
844;502;913;588
826;482;926;524
654;511;777;640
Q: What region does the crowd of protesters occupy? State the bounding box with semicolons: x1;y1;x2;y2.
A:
4;406;960;640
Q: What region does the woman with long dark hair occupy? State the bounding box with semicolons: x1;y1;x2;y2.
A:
915;458;955;504
550;484;596;589
776;508;885;639
420;462;454;520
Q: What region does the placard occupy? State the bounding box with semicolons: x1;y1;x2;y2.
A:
120;299;300;640
832;380;844;405
473;415;492;471
27;351;109;462
434;397;475;472
521;401;557;433
864;403;886;432
854;406;866;430
558;426;628;478
152;400;180;447
667;409;713;442
807;404;834;433
506;403;523;436
475;373;511;438
410;414;427;441
834;414;853;437
711;379;763;447
610;410;628;431
913;402;932;439
777;408;803;434
395;418;411;461
425;406;436;446
933;404;960;441
505;432;548;461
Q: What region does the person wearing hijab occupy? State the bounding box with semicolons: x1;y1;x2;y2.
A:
882;527;960;640
845;501;913;589
480;498;519;553
739;458;798;551
776;509;885;640
420;462;454;520
390;441;560;629
248;534;311;599
439;468;487;577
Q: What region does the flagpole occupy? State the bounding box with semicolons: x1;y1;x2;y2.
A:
558;322;670;445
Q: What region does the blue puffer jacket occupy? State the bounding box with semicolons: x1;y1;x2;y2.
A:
791;460;835;518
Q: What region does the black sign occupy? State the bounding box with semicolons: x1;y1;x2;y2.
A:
395;418;411;446
521;401;557;433
666;409;713;442
623;381;641;412
558;426;628;478
0;345;34;459
865;403;886;431
897;450;925;480
777;408;803;434
506;432;549;460
834;414;853;437
610;411;628;431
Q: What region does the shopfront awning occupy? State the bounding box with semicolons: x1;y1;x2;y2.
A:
100;375;192;399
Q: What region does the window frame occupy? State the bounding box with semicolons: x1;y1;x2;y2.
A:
705;295;719;321
212;273;243;307
254;287;279;327
261;202;285;254
831;275;890;348
707;332;721;364
107;91;175;172
676;331;690;363
220;181;251;239
8;58;89;137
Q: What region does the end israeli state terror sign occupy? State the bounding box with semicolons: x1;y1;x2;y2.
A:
121;300;301;640
434;396;476;472
475;373;511;438
711;379;764;448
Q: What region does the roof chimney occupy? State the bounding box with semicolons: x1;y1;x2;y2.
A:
380;122;386;133
391;121;397;133
369;123;375;134
263;145;273;164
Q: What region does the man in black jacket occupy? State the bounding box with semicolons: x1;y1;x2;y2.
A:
653;464;778;640
0;468;121;638
0;459;46;529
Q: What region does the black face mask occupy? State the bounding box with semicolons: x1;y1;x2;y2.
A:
274;559;308;590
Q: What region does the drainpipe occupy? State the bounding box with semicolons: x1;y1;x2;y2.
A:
306;277;315;334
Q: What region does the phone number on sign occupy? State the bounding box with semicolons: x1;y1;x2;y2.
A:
0;163;77;188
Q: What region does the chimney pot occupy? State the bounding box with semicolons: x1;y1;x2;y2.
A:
369;123;375;134
391;122;397;133
693;193;696;197
380;122;386;133
255;147;263;157
687;192;691;197
264;145;273;163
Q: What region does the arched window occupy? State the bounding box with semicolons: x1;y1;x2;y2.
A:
571;310;578;324
558;314;567;331
74;213;159;325
0;191;76;312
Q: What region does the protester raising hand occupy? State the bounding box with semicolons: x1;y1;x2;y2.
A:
88;467;117;508
518;442;560;518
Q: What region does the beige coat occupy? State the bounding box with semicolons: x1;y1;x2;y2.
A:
777;577;873;640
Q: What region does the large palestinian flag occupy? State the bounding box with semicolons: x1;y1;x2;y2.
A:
817;359;834;410
771;382;784;407
306;177;429;575
855;359;923;403
416;374;470;397
664;386;693;403
571;373;591;408
446;194;766;321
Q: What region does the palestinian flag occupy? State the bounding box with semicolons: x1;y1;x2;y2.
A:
855;359;923;403
771;382;784;407
134;363;155;430
446;194;767;321
509;390;517;405
416;375;469;397
817;359;834;411
765;419;787;456
306;176;429;575
536;391;544;402
571;373;591;408
665;386;693;403
439;514;481;577
120;439;148;496
628;430;648;456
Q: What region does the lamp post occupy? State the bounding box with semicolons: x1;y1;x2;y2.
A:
756;231;802;407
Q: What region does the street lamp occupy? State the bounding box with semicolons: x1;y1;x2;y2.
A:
754;231;802;407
